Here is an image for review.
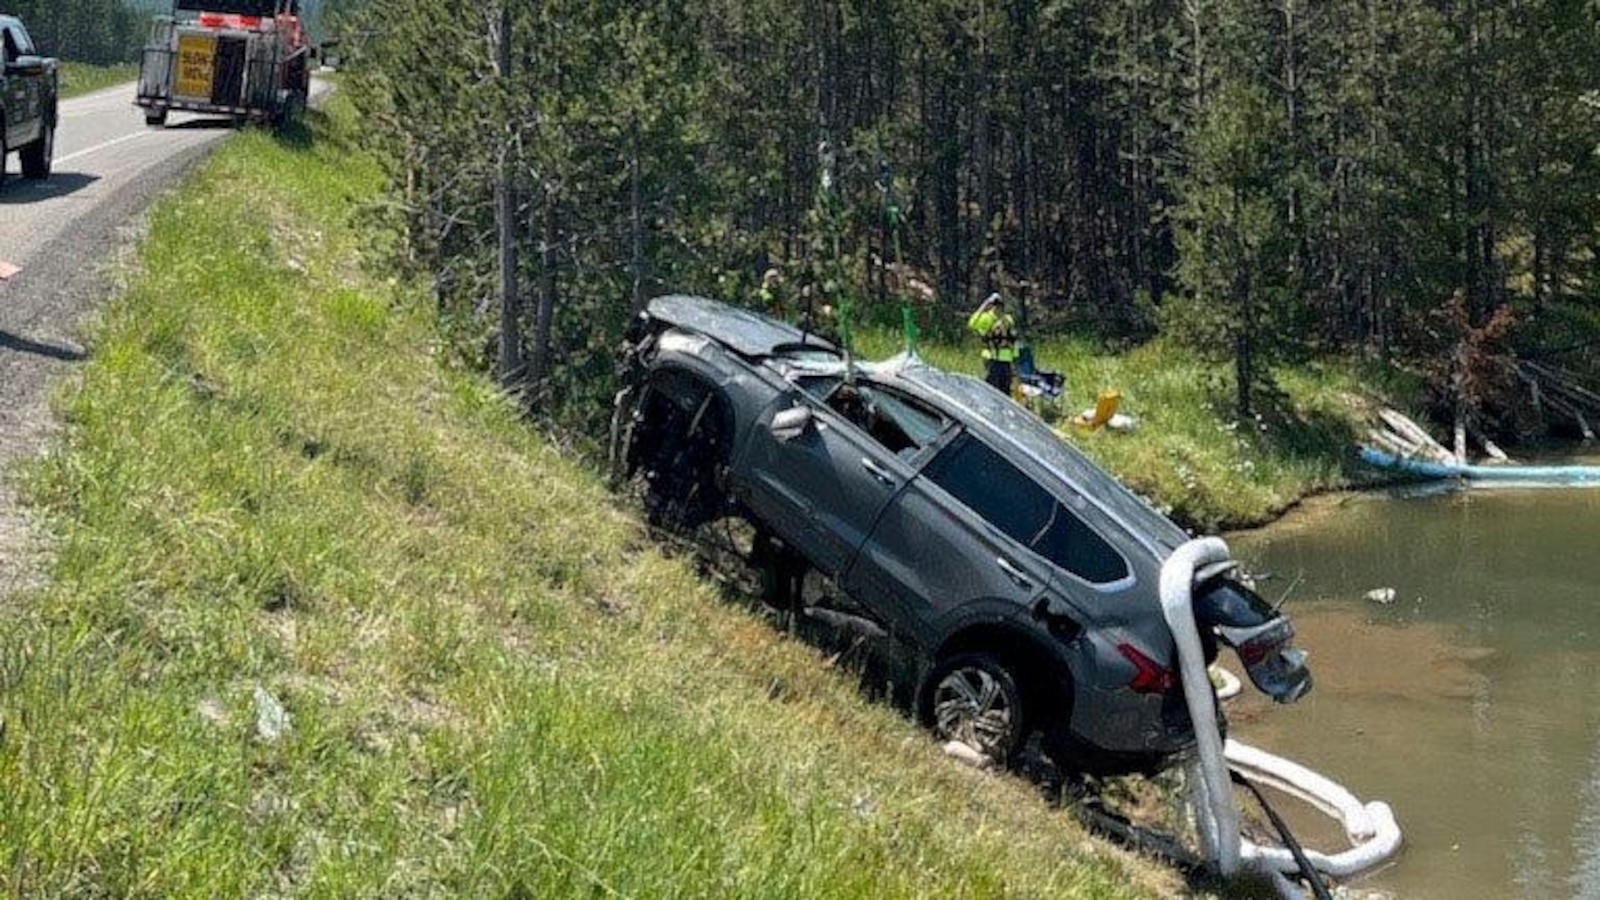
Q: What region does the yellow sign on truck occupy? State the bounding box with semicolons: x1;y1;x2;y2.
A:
174;33;216;100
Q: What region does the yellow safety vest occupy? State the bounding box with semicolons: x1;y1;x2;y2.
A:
968;308;1018;362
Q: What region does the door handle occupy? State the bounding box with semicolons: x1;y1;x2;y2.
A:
996;556;1032;590
860;457;897;487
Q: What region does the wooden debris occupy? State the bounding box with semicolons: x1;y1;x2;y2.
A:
1518;361;1600;444
1374;409;1456;464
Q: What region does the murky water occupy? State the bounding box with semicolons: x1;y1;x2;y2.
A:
1228;476;1600;899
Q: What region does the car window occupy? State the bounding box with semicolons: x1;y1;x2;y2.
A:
900;364;1191;553
923;433;1130;584
2;27;19;62
818;380;947;458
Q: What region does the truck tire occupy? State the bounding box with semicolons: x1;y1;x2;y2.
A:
20;115;53;180
145;108;168;128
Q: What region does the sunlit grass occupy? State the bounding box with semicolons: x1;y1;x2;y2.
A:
58;62;139;99
0;95;1186;898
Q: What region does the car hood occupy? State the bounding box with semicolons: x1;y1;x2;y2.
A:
648;295;839;359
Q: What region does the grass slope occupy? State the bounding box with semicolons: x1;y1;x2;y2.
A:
0;99;1185;898
59;62;139;99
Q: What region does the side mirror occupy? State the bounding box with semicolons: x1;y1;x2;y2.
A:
770;405;813;443
6;56;47;77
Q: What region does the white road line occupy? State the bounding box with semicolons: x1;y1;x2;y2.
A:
55;131;156;166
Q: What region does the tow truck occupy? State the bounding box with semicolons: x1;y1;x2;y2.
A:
135;0;312;128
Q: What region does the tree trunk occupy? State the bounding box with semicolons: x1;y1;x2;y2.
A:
494;4;523;389
531;184;558;387
630;117;647;316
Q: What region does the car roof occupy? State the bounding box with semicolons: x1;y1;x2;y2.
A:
648;294;839;359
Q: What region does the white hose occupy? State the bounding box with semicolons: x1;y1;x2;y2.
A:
1159;537;1240;872
1229;740;1403;879
1160;538;1403;892
1212;664;1243;701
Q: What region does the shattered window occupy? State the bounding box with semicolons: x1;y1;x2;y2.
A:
821;381;947;458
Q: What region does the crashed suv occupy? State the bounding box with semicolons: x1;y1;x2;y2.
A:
611;295;1310;774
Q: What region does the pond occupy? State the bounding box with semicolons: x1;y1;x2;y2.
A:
1228;474;1600;899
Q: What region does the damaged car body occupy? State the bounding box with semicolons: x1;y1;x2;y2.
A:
610;295;1311;775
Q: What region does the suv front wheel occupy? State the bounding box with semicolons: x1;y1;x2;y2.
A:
924;652;1028;764
20;113;52;179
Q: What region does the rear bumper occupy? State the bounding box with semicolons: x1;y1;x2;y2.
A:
136;96;275;121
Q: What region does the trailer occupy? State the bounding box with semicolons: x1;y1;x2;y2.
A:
136;0;312;128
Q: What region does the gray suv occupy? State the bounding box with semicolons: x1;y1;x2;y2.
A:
611;295;1310;775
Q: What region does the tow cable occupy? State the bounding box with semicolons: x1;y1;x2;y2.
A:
1230;769;1334;900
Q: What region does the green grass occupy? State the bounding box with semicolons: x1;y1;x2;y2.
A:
854;330;1381;531
0;95;1191;898
58;62;140;99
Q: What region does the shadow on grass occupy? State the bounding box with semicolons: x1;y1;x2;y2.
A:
273;114;316;151
1251;383;1369;478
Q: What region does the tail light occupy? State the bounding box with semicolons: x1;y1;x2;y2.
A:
1117;642;1175;694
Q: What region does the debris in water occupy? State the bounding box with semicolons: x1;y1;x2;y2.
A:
1364;587;1397;605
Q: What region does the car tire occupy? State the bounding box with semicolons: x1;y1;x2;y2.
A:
20;115;53;180
0;121;8;189
924;652;1029;764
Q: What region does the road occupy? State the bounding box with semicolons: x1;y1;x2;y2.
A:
0;82;317;594
0;83;237;269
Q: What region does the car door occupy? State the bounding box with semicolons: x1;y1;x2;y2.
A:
739;377;923;578
2;26;23;148
845;430;1067;648
2;23;39;145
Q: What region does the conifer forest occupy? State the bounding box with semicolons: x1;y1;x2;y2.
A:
343;3;1600;431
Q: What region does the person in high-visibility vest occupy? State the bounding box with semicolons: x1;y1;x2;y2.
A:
968;292;1018;393
758;268;786;319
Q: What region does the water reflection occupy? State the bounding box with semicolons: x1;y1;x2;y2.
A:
1230;485;1600;899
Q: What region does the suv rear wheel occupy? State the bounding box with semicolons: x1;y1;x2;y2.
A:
924;652;1028;764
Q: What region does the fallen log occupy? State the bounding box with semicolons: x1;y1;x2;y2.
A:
1377;409;1455;463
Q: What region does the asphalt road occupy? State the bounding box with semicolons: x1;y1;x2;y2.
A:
0;82;323;594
